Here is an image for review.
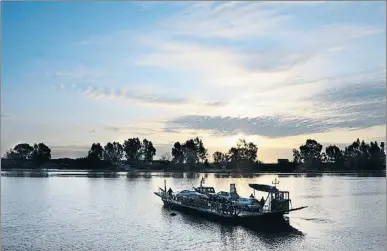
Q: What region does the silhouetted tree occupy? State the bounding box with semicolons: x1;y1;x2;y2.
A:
31;143;51;167
213;151;223;164
172;142;184;164
103;142;123;166
325;145;344;164
183;139;199;166
87;143;104;160
299;139;323;164
193;137;208;163
292;149;302;163
228;147;240;163
123;138;142;165
213;151;229;167
344;139;386;170
141;139;156;164
228;139;257;161
160;152;172;161
4;149;18;160
4;143;34;160
228;139;258;169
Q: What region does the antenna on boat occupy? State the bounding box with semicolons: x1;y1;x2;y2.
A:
272;177;280;189
164;179;167;193
200;177;205;187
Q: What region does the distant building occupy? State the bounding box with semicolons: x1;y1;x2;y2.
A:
277;159;289;164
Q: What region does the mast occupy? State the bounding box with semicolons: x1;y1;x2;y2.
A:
272;177;280;189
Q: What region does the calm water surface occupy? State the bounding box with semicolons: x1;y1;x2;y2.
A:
1;172;386;251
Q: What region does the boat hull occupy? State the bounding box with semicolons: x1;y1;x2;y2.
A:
162;199;291;229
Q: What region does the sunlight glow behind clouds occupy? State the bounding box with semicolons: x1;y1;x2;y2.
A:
2;1;385;161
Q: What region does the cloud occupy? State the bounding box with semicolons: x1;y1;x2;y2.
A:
1;112;11;118
157;2;293;40
56;83;227;109
301;72;386;129
166;110;385;139
102;125;164;135
166;115;326;138
1;112;17;120
166;67;386;138
130;2;383;99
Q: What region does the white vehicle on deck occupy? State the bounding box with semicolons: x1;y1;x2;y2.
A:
216;191;232;200
234;197;262;210
176;190;208;199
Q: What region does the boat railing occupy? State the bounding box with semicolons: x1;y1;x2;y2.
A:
162;194;241;216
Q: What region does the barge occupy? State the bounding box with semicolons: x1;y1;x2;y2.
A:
154;178;307;228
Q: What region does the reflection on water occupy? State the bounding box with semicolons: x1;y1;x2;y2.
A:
161;206;304;250
1;171;386;251
1;170;385;178
162;205;303;234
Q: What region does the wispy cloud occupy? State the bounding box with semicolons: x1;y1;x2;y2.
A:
166;66;386;138
157;2;292;40
131;2;383;98
55;83;226;109
1;112;11;118
1;112;16;120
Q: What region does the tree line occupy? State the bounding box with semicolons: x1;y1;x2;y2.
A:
292;138;386;171
2;137;385;172
2;137;259;170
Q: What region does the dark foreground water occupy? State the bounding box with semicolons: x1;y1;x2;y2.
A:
1;172;386;251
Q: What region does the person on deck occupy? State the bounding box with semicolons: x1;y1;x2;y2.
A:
168;188;173;197
249;194;255;199
260;196;265;206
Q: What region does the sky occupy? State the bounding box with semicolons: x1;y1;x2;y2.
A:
1;1;386;163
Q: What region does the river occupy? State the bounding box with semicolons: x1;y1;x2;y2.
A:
1;172;386;251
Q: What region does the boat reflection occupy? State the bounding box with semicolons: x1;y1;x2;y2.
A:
160;206;304;236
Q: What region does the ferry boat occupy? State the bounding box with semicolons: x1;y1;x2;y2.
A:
154;177;307;228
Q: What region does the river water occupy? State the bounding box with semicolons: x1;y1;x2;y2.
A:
1;172;386;251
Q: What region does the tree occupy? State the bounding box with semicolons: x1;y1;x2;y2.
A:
4;149;18;160
102;142;123;166
344;138;366;170
123;138;142;165
160;152;172;161
172;142;184;164
213;151;230;168
299;139;323;163
183;139;199;166
227;139;258;169
142;139;156;164
87;143;104;160
380;142;386;166
31;143;51;167
193;137;208;163
228;147;240;163
325;145;344;163
292;149;302;163
4;143;34;160
368;141;386;170
228;139;258;162
213;151;223;163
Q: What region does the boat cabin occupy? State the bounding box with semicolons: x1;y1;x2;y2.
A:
248;183;291;213
195;186;216;194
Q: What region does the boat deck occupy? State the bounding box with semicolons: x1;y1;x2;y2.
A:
157;192;270;218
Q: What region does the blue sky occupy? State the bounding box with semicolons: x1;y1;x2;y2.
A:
2;1;386;162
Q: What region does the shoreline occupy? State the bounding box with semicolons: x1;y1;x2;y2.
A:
1;168;385;174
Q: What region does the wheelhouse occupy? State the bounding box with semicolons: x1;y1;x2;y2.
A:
195;186;216;194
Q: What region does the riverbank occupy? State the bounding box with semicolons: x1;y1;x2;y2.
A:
1;168;386;177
